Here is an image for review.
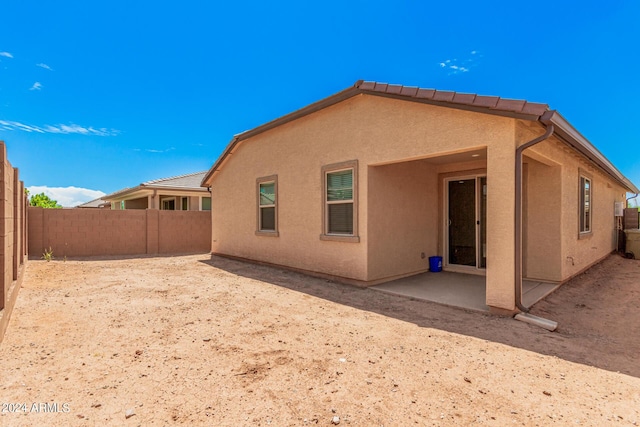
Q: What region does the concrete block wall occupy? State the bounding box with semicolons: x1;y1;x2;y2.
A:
28;207;211;258
0;141;28;343
158;210;211;253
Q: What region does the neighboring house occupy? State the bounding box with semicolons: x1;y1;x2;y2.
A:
76;198;111;209
200;81;639;313
105;171;211;211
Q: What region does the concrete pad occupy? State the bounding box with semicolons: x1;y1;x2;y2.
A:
372;271;559;312
522;280;560;308
372;271;489;312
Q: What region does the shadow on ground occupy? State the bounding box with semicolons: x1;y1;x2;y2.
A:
200;254;640;378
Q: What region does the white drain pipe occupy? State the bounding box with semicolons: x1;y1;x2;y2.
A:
514;114;558;332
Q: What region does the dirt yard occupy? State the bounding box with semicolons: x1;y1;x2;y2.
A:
0;253;639;426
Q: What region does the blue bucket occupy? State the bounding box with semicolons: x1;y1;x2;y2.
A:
429;256;443;272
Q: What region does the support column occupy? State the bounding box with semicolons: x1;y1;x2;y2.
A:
486;143;516;312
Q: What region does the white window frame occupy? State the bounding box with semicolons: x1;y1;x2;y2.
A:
320;160;359;243
256;175;278;236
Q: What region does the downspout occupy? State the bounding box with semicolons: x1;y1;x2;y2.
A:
514;117;555;315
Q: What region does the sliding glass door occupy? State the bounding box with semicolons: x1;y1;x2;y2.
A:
446;176;487;269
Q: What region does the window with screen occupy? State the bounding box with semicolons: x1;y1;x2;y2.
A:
579;174;592;234
321;160;359;242
256;175;278;235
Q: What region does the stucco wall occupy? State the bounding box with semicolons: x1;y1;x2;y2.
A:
189;196;200;211
484;135;517;309
367;161;438;281
209;95;632;311
559;152;625;279
522;127;627;282
210;94;515;294
523;156;562;281
125;197;148;209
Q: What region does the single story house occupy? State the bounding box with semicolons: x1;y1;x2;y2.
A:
105;171;212;211
76;197;111;208
200;81;638;313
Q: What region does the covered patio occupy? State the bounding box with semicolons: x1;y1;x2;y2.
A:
372;271;559;312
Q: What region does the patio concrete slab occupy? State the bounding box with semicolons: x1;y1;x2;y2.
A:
372;271;559;312
522;280;560;308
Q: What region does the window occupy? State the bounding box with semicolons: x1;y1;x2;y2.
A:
256;175;278;236
162;198;175;210
181;197;189;211
579;174;592;234
201;197;211;211
321;160;359;242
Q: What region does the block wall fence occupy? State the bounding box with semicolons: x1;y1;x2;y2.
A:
28;208;211;258
0;141;28;344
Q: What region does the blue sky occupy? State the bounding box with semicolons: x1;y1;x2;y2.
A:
1;0;639;206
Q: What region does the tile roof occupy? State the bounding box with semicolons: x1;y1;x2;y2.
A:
201;80;638;193
143;171;208;188
76;198;110;208
104;171;209;200
356;81;549;117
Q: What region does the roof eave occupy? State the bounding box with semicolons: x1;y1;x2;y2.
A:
201;81;550;187
104;184;208;201
201;80;637;194
542;111;639;193
102;186;143;201
201;135;240;187
201;83;364;187
358;90;543;122
144;184;209;192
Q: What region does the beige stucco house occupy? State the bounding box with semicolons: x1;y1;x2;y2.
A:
76;197;111;208
105;171;212;211
201;81;638;313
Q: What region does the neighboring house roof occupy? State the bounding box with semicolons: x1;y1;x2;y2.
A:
76;198;110;208
201;80;639;194
104;171;210;201
143;171;209;188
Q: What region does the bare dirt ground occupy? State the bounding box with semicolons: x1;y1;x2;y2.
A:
0;253;639;426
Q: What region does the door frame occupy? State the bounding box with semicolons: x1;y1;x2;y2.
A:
443;174;487;274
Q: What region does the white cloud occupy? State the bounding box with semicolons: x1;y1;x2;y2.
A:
27;186;106;208
438;50;481;75
30;82;43;91
0;120;119;136
43;123;119;136
0;52;13;58
450;65;469;72
133;147;175;153
36;63;53;71
0;120;45;133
